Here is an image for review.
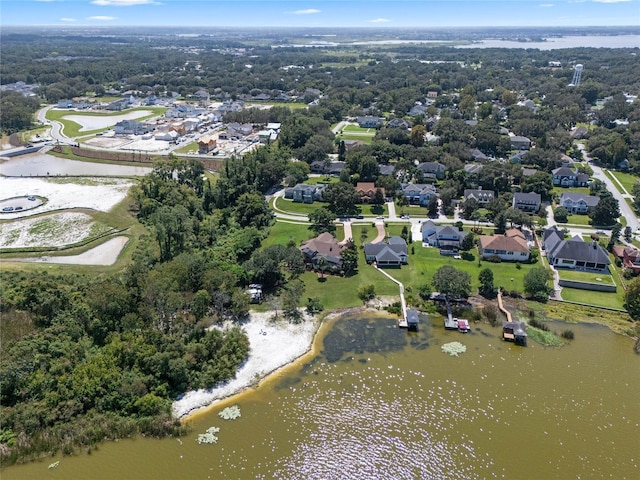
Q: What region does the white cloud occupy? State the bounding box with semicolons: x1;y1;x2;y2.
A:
539;3;554;6
369;18;391;23
91;0;159;6
87;15;117;20
592;0;631;3
60;17;76;22
291;9;321;15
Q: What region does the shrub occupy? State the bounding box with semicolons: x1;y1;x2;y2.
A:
483;304;499;326
561;329;575;340
529;318;550;331
487;254;502;263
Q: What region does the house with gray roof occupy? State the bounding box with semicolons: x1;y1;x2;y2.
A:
512;192;541;213
542;226;610;273
510;135;531;150
289;184;327;203
417;162;446;180
464;188;495;205
552;166;590;187
356;116;384;128
558;192;600;214
400;183;438;206
421;221;466;255
364;236;408;267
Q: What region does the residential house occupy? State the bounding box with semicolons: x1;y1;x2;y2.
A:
464;163;484;175
417;162;446;180
227;123;253;138
114;120;150;135
379;164;395;177
421;221;466;254
198;134;217;153
401;183;438;206
409;104;428;116
552;166;590;187
106;98;131;111
510;135;532;150
470;148;489;162
299;233;346;272
309;161;345;176
258;129;278;143
464;188;495;205
291;184;326;203
612;245;640;275
342;139;365;151
386;118;412;129
512;192;541;213
155;130;180;142
355;182;384;203
542;226;610;272
356;116;384;128
56;99;74;109
478;228;530;261
426;91;438;99
570;125;589;140
364;236;408;267
521;167;538;177
558;192;600;214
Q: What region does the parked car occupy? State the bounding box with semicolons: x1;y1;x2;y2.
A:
3;206;14;212
27;196;36;201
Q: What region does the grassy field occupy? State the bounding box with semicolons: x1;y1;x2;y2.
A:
607;170;639;194
342;125;376;134
560;288;625;310
304;176;340;185
272;196;387;217
335;133;375;143
45;107;167;138
173;141;198;154
562;213;592;226
558;268;615;285
553;186;590;196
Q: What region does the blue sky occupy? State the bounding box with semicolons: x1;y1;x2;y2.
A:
1;0;639;27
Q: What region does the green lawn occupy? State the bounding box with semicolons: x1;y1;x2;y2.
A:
608;170;639;195
335;133;374;143
45;107;166;138
562;213;592;226
560;288;625;310
553;186;590;196
342;125;375;134
262;220;325;248
558;269;615;285
272;196;387;217
173;141;198;154
304;177;340;185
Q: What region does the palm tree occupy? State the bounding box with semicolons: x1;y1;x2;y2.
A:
317;256;327;279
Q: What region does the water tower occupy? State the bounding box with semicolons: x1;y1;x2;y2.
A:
571;64;583;87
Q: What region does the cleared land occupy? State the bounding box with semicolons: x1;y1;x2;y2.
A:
608;170;639;194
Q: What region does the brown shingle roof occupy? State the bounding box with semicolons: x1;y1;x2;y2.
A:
479;233;529;252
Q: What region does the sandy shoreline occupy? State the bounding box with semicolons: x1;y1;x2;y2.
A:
171;310;324;419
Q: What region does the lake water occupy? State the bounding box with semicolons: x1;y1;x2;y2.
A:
0;154;152;177
3;312;639;479
455;35;640;50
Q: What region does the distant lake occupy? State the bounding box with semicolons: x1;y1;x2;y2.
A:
0;153;152;177
455;35;640;50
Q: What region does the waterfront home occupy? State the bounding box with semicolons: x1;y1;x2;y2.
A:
421;221;466;254
542;226;610;273
364;236;408;267
478;229;530;262
290;184;326;203
299;233;345;272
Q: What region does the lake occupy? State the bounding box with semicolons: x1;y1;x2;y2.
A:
0;153;152;177
455;35;640;50
3;311;639;479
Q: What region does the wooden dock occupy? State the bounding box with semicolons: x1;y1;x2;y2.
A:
373;265;409;328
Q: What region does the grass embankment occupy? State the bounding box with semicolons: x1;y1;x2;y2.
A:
173;141;198;154
45;106;167;138
606;170;639;194
557;269;615;285
245;101;307;110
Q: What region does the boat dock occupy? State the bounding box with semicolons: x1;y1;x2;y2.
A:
498;289;527;346
443;295;469;332
373;265;409;328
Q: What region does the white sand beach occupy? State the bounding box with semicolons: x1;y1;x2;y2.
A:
172;311;321;419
